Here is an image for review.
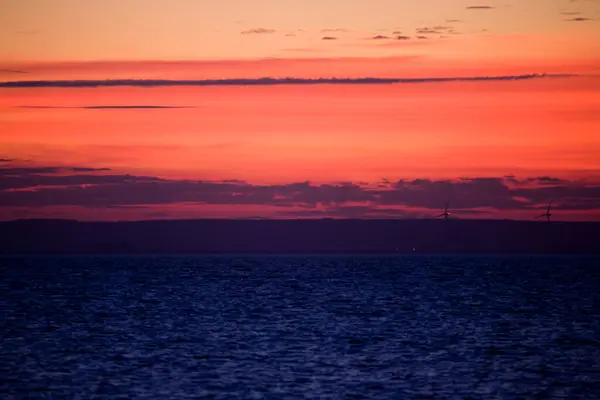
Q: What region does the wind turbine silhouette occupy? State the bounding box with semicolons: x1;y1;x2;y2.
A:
436;202;451;220
535;201;552;222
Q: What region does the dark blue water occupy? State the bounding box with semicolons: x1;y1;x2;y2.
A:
1;255;599;399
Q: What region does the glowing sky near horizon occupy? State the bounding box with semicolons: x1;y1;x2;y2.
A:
1;0;600;220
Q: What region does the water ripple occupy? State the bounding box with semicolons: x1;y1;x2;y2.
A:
1;255;599;398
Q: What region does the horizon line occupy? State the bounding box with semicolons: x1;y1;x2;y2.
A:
2;218;597;223
0;73;576;88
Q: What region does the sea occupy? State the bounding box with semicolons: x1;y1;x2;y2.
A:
1;255;599;399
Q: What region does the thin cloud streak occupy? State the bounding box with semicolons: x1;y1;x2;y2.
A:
0;74;574;88
0;166;112;176
16;105;195;109
0;69;28;74
240;28;276;34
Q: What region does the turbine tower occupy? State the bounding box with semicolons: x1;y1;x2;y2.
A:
536;201;552;222
436;202;450;220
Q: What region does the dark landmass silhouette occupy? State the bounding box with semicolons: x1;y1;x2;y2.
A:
1;219;599;254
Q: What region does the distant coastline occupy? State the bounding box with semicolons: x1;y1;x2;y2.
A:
1;219;599;255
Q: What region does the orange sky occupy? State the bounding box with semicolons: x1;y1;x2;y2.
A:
1;0;599;220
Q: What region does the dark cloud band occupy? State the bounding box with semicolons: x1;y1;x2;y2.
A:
1;163;599;212
0;74;574;88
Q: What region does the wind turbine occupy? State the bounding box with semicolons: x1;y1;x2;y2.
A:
436;202;451;220
535;201;552;222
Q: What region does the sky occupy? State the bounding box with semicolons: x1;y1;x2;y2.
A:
1;0;600;221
